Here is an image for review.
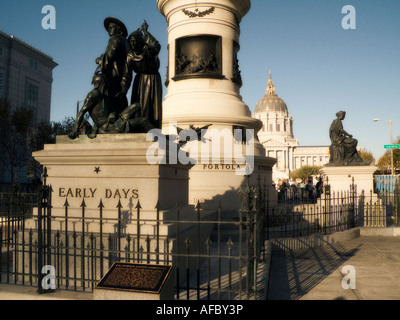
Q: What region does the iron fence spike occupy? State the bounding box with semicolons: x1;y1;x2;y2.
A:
195;200;201;210
80;198;86;208
116;200;123;209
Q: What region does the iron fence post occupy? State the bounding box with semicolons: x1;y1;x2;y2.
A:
37;186;43;292
252;186;259;299
196;201;201;300
98;199;104;277
37;183;50;293
136;200;142;263
324;184;331;235
155;201;160;265
81;199;86;291
117;200;122;262
46;186;52;270
64;199;69;290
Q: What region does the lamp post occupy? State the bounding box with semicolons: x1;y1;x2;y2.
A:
76;99;85;117
373;118;394;175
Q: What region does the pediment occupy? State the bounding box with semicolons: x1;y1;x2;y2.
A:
261;138;292;149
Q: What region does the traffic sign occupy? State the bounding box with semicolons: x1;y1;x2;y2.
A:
384;144;400;149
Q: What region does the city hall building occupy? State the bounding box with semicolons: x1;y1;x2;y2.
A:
253;71;329;182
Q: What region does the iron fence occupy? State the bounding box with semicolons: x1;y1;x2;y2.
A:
0;185;36;233
1;179;399;300
0;182;267;300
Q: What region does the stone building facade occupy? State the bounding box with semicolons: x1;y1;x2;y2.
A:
0;30;57;123
0;30;57;185
253;71;329;182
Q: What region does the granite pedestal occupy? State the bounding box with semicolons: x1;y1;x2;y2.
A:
321;165;378;195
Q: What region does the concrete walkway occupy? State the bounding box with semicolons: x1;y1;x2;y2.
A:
0;284;92;300
2;229;400;300
268;232;400;300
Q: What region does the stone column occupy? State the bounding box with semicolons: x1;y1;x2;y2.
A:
157;0;277;209
157;0;258;132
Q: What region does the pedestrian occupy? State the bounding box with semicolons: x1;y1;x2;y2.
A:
316;177;323;198
306;178;314;200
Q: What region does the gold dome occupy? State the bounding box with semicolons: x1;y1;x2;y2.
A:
254;71;288;114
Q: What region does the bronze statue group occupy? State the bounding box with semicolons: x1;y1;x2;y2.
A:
69;17;162;139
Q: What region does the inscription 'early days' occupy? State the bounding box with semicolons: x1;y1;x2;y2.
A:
58;188;139;199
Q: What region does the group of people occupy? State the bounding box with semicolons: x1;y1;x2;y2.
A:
69;17;162;139
277;177;324;203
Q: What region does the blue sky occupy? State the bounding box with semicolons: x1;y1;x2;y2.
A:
0;0;399;161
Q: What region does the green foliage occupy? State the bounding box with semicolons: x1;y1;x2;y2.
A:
378;136;400;173
32;117;75;150
11;106;34;133
0;99;75;183
0;99;35;180
358;148;375;165
290;165;322;182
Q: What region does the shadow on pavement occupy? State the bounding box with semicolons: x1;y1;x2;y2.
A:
267;241;361;300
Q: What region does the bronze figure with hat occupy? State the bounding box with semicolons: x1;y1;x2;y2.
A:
104;17;128;38
69;17;161;139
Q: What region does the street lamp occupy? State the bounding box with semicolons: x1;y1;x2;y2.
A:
373;118;394;175
76;99;85;117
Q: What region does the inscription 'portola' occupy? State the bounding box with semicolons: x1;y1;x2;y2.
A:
59;188;139;199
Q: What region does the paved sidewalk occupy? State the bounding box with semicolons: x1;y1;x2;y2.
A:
0;284;92;300
268;235;400;300
2;231;400;300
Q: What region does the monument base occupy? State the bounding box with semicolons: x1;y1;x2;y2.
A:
188;156;277;210
31;133;191;223
24;134;218;289
320;165;378;195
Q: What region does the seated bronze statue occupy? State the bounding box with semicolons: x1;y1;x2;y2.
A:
327;111;368;166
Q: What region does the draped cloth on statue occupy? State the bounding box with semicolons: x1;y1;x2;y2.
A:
122;30;163;130
131;70;162;130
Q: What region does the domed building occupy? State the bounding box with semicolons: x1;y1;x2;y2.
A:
253;71;329;182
